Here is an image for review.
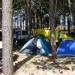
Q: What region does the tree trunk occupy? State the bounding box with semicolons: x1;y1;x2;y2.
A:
26;0;32;34
2;0;13;75
68;0;73;34
34;12;37;29
25;1;28;31
49;0;57;60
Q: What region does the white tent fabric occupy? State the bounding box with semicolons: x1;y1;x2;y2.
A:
0;41;2;49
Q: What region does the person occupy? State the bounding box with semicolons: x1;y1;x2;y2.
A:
58;31;62;43
56;31;62;47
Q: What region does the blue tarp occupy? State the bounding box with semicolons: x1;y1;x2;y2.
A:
57;40;75;56
20;37;51;55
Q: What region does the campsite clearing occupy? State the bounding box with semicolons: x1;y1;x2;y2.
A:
13;51;75;75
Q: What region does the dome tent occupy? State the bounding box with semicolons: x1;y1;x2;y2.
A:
57;40;75;56
20;38;38;54
20;36;51;55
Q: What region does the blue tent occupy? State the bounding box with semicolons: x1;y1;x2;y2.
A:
36;37;51;55
20;38;38;54
57;40;75;56
20;37;51;55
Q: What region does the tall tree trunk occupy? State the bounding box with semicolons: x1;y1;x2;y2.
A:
68;0;73;33
26;0;32;34
25;1;28;31
34;12;37;34
49;0;57;60
2;0;13;75
34;12;37;29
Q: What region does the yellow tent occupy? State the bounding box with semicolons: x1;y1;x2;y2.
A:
32;28;72;42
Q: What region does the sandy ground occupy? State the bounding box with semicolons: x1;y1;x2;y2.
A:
0;51;75;75
13;51;75;75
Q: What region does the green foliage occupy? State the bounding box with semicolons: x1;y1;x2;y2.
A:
13;0;26;10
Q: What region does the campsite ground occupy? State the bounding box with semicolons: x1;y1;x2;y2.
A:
0;51;75;75
13;51;75;75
